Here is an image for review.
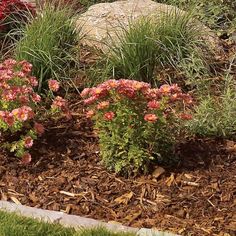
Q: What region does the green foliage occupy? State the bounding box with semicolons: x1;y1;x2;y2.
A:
78;227;135;236
108;18;158;82
0;211;135;236
188;77;236;139
79;0;115;8
82;80;192;175
107;10;208;85
14;2;79;91
155;0;236;35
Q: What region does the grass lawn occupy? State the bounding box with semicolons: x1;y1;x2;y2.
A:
0;211;135;236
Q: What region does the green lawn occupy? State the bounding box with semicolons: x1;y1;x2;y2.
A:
0;211;135;236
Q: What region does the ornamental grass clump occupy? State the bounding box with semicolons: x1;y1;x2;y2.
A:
15;2;78;91
82;79;193;175
108;10;208;84
0;59;69;163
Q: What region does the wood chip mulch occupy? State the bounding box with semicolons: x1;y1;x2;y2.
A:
0;97;235;236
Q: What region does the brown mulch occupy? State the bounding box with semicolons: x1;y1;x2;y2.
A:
0;97;236;236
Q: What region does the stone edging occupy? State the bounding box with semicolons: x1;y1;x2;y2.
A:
0;201;180;236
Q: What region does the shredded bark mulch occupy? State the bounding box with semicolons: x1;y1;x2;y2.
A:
0;99;235;236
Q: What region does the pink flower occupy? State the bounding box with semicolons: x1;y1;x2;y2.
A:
104;79;118;89
48;79;60;92
117;87;136;98
19;95;30;104
132;81;150;91
31;93;41;103
84;96;97;105
144;114;158;123
34;122;45;135
91;87;108;98
51;96;66;108
86;110;95;118
97;101;109;110
80;88;91;98
21;153;32;164
147;100;160;110
104;111;115;121
3;59;17;67
17;106;34;121
24;136;33;148
170;84;181;93
28;76;38;87
4;112;14;126
159;84;171;95
15;71;25;78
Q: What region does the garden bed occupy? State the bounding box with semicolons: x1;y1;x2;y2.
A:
0;97;235;236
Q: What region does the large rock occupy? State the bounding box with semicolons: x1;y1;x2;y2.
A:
76;0;220;53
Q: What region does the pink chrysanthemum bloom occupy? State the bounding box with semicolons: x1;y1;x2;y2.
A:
4;112;14;126
17;106;34;121
147;100;160;110
28;76;38;87
34;122;45;135
104;79;118;89
51;96;66;108
80;88;91;98
144;114;158;123
104;111;115;121
97;101;110;110
31;93;41;103
24;136;33;148
159;84;171;95
48;79;60;92
86;110;95;118
21;153;32;164
84;96;97;105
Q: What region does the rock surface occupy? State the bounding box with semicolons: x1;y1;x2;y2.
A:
76;0;219;53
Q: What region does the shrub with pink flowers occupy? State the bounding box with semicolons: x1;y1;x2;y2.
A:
0;58;68;164
82;79;193;175
0;0;35;39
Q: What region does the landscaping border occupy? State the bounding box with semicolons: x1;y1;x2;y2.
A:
0;201;180;236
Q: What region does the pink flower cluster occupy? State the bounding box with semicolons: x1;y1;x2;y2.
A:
82;79;192;123
0;59;70;163
0;0;35;32
0;59;45;163
0;59;42;126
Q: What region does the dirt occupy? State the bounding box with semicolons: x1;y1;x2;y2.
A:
0;97;235;236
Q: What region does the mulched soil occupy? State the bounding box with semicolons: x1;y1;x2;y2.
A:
0;96;235;236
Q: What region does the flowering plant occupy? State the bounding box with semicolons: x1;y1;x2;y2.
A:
0;59;68;164
0;0;35;35
82;79;192;175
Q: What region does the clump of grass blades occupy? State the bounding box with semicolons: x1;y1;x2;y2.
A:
107;9;209;85
14;2;79;92
0;210;135;236
107;17;158;82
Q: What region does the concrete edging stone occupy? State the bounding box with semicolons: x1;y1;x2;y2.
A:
0;201;180;236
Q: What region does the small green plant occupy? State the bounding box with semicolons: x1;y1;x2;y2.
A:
14;2;79;91
107;10;208;85
188;77;236;139
0;59;69;163
82;79;192;175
